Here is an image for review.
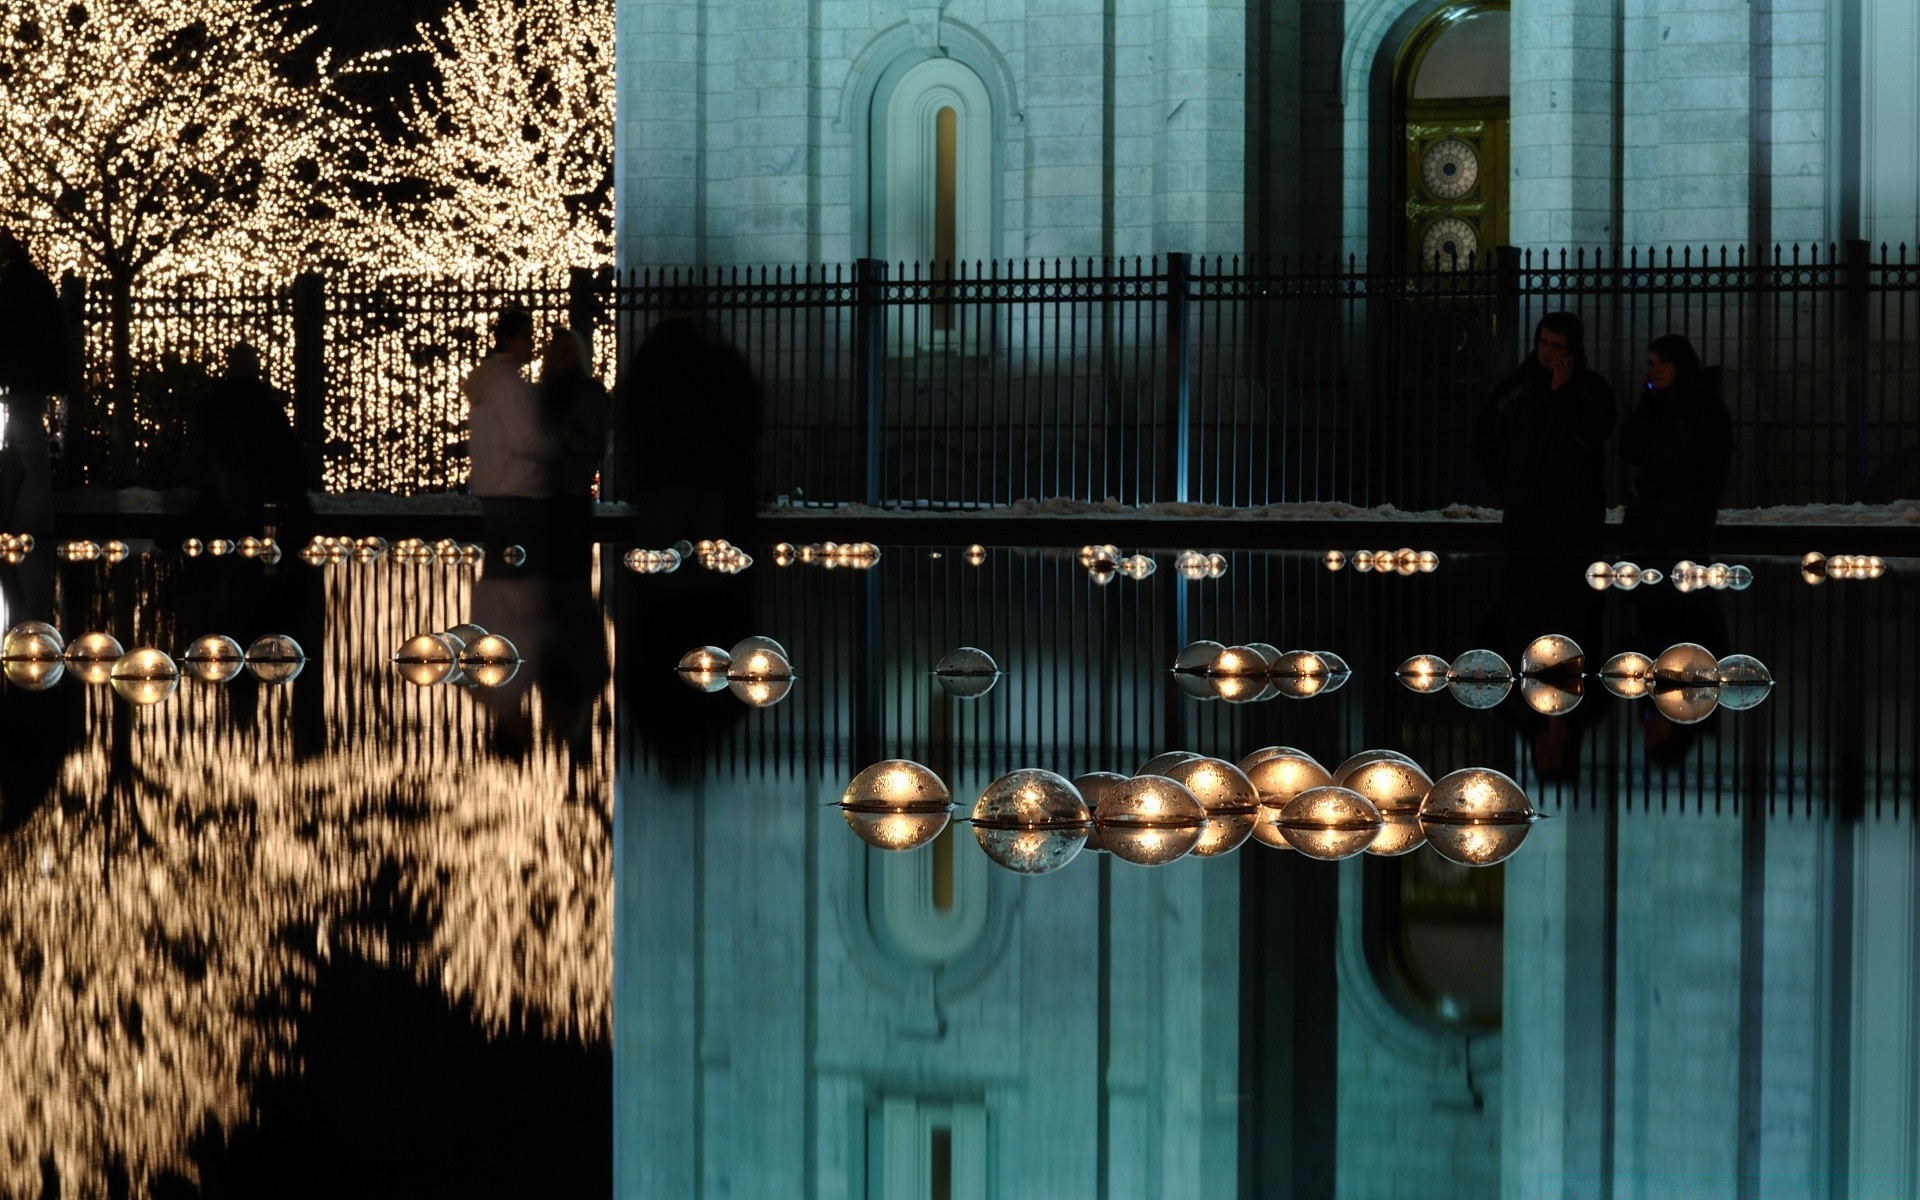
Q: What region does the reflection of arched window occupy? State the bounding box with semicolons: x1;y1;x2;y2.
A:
1393;4;1510;269
879;56;992;333
1363;852;1504;1031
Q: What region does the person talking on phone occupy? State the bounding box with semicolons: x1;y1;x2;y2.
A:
1474;310;1616;556
1618;334;1731;562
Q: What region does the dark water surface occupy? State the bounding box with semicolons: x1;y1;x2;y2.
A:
2;543;1914;1198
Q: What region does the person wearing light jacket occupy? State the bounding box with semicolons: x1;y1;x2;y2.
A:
464;306;557;566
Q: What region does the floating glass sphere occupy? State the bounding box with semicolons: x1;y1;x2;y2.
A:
1269;649;1327;678
1703;562;1731;589
244;634;307;684
1079;543;1120;569
1865;555;1887;579
110;647;180;705
1275;786;1383;860
63;632;124;686
1245;642;1284;668
1419;767;1536;866
1447;648;1513;708
183;537;205;557
972;769;1089;827
1120;554;1156;580
1094;775;1207;866
180;634;246;683
1653;642;1718;685
1172;671;1219;700
1238;745;1322;775
964;544;987;565
394;633;461;686
1641;567;1664;585
676;646;732;692
1353;549;1375;573
728;645;792;681
1070;772;1130;853
730;677;793;707
1520;676;1585;716
501;545;527;567
1209;645;1269;677
934;646;999;698
1715;654;1773;711
1247;754;1336;848
446;623;488;646
1331;748;1418;787
1319;650;1352;679
1611;561;1642;590
1598;651;1655;699
1342;757;1433;816
1651;682;1720;725
1137;750;1202;777
1323;550;1345;571
1728;564;1753;590
1174;550;1210;580
1416;550;1439;572
1396;653;1451;694
62;540;100;561
2;626;63;662
457;634;521;687
205;538;233;557
1368;813;1429;857
1520;633;1585;677
1173;640;1227;672
1584;560;1614;590
1160;757;1258;817
1206;553;1228;579
1802;550;1826;572
841;760;954;851
3;656;63;690
103;539;131;562
730;635;788;661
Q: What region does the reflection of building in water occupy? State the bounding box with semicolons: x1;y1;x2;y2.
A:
0;556;614;1199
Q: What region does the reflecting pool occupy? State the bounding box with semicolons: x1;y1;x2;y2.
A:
1;543;1914;1197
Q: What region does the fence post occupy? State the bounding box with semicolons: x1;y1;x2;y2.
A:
1162;252;1191;504
292;272;326;496
1495;245;1522;368
1842;238;1870;503
853;258;886;506
568;266;602;364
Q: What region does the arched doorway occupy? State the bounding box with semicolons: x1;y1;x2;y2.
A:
1394;5;1510;270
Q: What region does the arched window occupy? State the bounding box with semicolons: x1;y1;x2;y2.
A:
878;57;992;336
1393;4;1510;269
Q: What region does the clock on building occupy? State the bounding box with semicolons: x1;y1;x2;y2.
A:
1420;137;1480;200
1420;216;1479;270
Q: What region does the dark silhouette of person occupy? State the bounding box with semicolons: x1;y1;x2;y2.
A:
193;342;313;539
615;303;762;547
539;327;607;577
1619;334;1732;563
0;227;69;537
1475;311;1616;561
465;305;556;569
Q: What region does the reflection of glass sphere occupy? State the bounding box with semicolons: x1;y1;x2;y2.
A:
841;760;954;851
3;656;63;689
1331;748;1418;787
1420;767;1535;866
935;671;999;699
1174;640;1227;672
1324;550;1345;571
1209;646;1269;677
1342;757;1433;815
1396;653;1451;693
1599;651;1655;699
1172;671;1219;700
1653;642;1718;685
1137;750;1201;777
110;647;181;705
1190;813;1258;858
1715;654;1773;710
1520;633;1584;676
727;646;792;681
1095;776;1206;866
729;677;793;707
1264;673;1327;699
1210;675;1271;703
1449;679;1511;709
1520;677;1584;715
1276;786;1383;860
935;646;998;676
974;826;1089;874
1651;683;1720;724
1368;813;1429;857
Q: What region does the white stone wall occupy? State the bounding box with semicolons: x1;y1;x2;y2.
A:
1862;0;1920;250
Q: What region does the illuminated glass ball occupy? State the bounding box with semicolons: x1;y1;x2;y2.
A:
1419;767;1536;866
1094;775;1207;866
1137;750;1202;777
730;635;788;662
183;537;207;557
1206;553;1228;579
1120;554;1156;580
182;634;246;683
237;536;261;557
1520;633;1585;677
64;632;125;686
1247;754;1336;849
110;647;180;706
1610;561;1642;590
727;645;792;681
103;539;131;562
1319;650;1352;679
501;545;527;567
458;632;520;670
1416;550;1439;572
1802;550;1826;572
1641;567;1665;585
1585;560;1614;591
1715;654;1773;711
1238;745;1322;775
395;633;461;686
1265;673;1327;700
1079;543;1120;569
207;538;234;557
1447;649;1513;709
2;627;63;662
246;634;308;684
1245;642;1284;668
676;646;731;692
1367;814;1429;857
730;677;793;707
1331;748;1418;787
447;623;488;646
63;540;100;561
1653;642;1718;685
1270;649;1327;678
1703;562;1731;589
1070;772;1131;853
964;544;987;565
1520;677;1585;716
1276;786;1383;860
1865;556;1887;579
841;759;954;851
1210;674;1272;703
1324;550;1345;571
1160;757;1258;817
1173;640;1227;672
1209;645;1270;677
1396;653;1452;694
1599;651;1656;699
1353;550;1375;573
3;656;63;690
1174;549;1209;579
1342;757;1433;816
972;768;1089;828
1651;682;1720;724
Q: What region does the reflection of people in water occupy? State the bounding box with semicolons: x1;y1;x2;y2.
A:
193;343;314;541
615;303;763;546
1620;334;1732;563
1475;312;1616;560
1631;583;1730;767
539;327;608;578
1478;548;1606;781
470;572;609;760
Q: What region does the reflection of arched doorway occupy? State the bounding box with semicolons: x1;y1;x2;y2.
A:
1393;5;1509;270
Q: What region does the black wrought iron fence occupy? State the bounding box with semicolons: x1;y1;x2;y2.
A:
63;243;1920;508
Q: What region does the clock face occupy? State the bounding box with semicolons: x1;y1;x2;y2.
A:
1420;217;1479;270
1421;138;1480;200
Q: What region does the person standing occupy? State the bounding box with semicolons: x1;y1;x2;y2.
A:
0;228;68;537
538;326;607;575
464;306;555;567
1474;311;1616;555
1619;334;1732;562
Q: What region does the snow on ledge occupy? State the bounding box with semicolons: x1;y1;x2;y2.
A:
764;496;1920;525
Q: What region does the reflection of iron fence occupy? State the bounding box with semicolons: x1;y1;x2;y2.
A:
67;243;1920;506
